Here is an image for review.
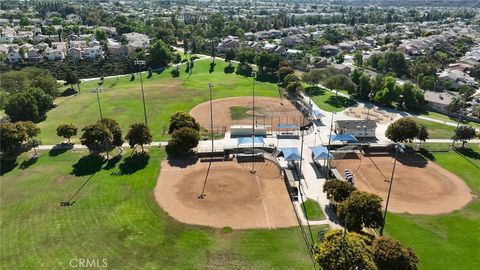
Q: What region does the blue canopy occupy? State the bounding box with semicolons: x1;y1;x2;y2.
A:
310;146;334;160
329;134;358;142
280;148;303;161
312;110;325;117
276;124;298;129
237;136;265;145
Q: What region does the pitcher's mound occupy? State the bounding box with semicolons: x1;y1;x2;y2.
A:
154;159;298;229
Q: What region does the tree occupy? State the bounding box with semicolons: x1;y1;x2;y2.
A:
56;123;78;143
168;112;200;134
64;68;80;90
358;74;373;99
353;50;363;66
279;66;295;82
452;125;477;148
149;40;172;68
125;123;152;153
286;81;303;94
167;127;200;156
323;179;357;203
283;73;300;87
20;121;40;140
0;122;27;153
95;29;108;42
372;237;419;270
207;13;225;38
4;92;39;122
334;53;345;64
19;16;31;27
386;118;420;143
80;123;113;154
99;118;123;151
373;76;398;106
324;75;356;94
235;48;256;64
416;125;429;148
337;191;384;232
313;229;377;270
225;49;235;63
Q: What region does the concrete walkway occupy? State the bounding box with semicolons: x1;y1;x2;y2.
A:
37;141;168;151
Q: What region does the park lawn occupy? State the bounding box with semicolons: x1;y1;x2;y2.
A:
301;199;326;221
37;59;279;145
0;148;316;270
311;90;356;112
411;117;457;139
386;145;480;270
415;110;480;129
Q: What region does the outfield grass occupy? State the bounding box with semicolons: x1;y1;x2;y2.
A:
386;144;480;270
310;90;356;112
37;59;279;145
0;149;316;269
301;199;325;221
411;117;457;139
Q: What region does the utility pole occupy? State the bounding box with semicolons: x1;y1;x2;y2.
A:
380;143;405;236
363;91;374;145
342;169;354;270
135;60;148;126
452;93;465;148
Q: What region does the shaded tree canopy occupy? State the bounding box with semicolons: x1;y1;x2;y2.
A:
168;112;200;134
337;191;384;232
385;118;419;143
372;237;419;270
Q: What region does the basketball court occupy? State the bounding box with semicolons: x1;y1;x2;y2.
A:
331;151;472;215
154;158;298;229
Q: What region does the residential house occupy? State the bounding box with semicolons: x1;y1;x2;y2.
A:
217;36;240;52
330;64;351;75
335;120;377;138
44;47;65;61
122;32;150;49
282;34;309;47
67;47;83;60
284;49;305;61
320;45;340;57
337;41;355;52
27;49;43;62
84;46;104;60
424;90;455;113
437;69;477;89
7;47;26;63
108;44;133;57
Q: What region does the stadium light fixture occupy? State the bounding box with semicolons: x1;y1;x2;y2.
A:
134;60;148;126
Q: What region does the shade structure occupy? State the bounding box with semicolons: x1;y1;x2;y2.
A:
310;146;334;160
237;136;265;145
329;133;358;143
312;110;325;118
276;124;299;129
280;147;303;161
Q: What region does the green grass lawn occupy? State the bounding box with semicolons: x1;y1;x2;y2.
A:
37;59;279;145
0;149;316;269
386;144;480;270
301;199;325;221
411;117;457;139
310;90;356;112
413;110;480;129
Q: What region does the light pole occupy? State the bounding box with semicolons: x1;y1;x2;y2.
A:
452;93;465;148
134;60;148;126
342;169;354;269
324;90;339;177
92;87;103;120
380;142;405;236
363;91;374;145
208;83;214;154
251;71;257;174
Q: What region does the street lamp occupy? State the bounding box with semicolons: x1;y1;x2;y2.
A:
91;87;103;120
363;91;374;145
251;71;257;174
380;142;405;236
452;93;466;148
324;90;339;177
134;60;148;126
